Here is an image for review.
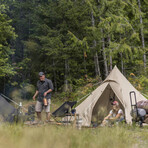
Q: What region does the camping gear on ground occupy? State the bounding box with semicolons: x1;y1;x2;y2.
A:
130;107;146;127
76;118;83;129
25;104;35;121
129;91;139;122
43;98;48;106
16;102;24;122
144;115;148;124
75;66;147;127
52;101;78;125
130;91;147;127
137;100;148;114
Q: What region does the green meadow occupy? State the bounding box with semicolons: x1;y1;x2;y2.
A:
0;124;148;148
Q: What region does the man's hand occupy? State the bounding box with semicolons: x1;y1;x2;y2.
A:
44;89;52;97
44;92;48;97
33;95;36;101
33;90;38;101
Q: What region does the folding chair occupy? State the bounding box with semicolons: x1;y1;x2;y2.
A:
52;101;79;125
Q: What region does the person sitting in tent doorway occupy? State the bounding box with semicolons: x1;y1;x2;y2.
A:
101;101;124;126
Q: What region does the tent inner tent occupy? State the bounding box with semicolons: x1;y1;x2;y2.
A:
92;84;124;123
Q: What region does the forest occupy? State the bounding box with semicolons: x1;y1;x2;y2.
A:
0;0;148;99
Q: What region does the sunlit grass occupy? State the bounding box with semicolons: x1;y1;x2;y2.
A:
0;124;148;148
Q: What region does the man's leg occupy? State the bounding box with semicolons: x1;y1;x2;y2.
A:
35;101;43;121
37;112;42;121
45;99;51;122
46;112;50;121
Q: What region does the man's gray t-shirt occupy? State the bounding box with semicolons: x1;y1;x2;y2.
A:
37;78;54;102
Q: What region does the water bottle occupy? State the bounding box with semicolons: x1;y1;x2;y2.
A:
43;98;48;106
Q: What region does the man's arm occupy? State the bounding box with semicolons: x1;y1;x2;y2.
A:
44;80;54;97
33;90;39;100
44;89;53;97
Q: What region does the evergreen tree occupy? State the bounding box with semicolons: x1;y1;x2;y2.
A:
0;4;16;92
1;0;147;95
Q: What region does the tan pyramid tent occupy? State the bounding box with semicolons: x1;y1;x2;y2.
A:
76;66;147;126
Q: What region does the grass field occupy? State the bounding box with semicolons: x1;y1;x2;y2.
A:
0;123;148;148
2;98;147;148
1;100;147;148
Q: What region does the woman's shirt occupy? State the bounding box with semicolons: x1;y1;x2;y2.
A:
109;109;124;120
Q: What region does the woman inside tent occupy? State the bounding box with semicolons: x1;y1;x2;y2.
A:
101;101;124;126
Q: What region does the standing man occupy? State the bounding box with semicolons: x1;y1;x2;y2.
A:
33;72;54;122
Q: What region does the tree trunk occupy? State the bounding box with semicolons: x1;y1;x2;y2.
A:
101;29;108;77
64;59;69;92
53;59;57;92
83;50;87;75
94;50;101;77
91;11;101;77
19;0;24;60
137;0;146;68
3;76;5;94
120;52;124;74
108;36;112;72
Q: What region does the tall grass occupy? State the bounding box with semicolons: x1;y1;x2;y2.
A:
0;124;148;148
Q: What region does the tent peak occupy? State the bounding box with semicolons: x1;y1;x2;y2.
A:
111;65;118;71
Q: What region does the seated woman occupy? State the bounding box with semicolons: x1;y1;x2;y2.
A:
101;101;124;126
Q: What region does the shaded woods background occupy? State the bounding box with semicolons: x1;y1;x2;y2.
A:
0;0;148;100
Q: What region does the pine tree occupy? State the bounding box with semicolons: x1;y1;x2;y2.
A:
0;4;16;92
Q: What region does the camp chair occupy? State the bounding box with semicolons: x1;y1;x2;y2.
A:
52;101;78;125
